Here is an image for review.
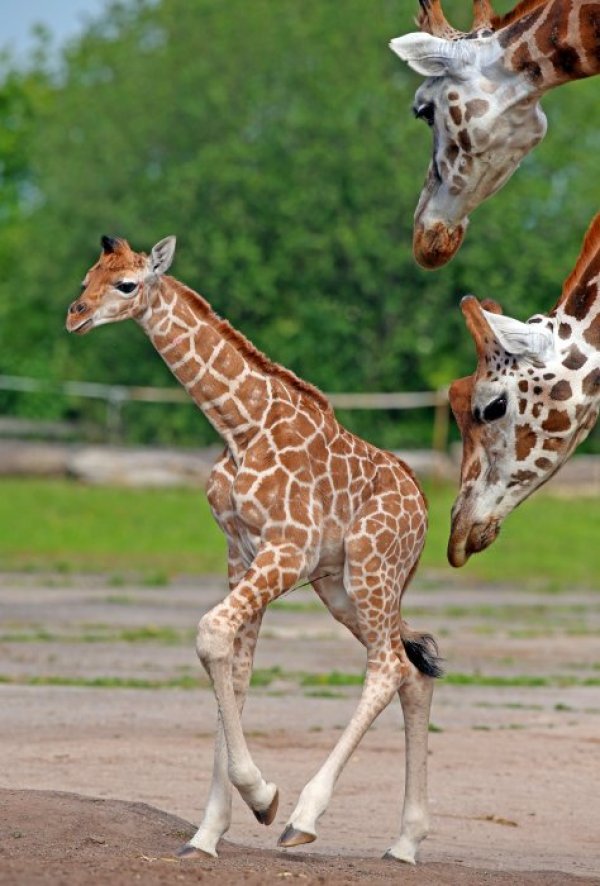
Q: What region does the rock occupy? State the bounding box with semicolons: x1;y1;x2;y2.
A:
0;440;72;476
68;445;220;488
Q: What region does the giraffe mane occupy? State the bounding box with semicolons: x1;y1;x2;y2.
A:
557;211;600;308
490;0;551;31
416;0;552;36
170;278;333;413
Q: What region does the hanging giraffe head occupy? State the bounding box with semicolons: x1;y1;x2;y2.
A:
447;213;600;566
66;235;177;334
390;0;552;268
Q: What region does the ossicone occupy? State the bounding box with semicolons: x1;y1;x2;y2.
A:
101;235;124;254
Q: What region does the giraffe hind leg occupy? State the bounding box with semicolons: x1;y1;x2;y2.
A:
281;483;438;859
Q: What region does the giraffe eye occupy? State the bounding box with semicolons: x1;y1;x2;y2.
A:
414;103;435;126
116;281;137;295
482;396;507;422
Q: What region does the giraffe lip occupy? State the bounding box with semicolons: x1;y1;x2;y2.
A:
448;518;500;567
70;317;94;335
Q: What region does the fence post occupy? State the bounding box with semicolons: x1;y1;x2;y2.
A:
431;388;450;469
106;387;128;444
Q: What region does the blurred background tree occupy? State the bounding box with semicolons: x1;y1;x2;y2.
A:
0;0;596;448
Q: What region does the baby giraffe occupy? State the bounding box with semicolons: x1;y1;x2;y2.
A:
65;235;442;862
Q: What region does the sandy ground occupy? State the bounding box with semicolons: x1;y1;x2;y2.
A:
1;573;599;883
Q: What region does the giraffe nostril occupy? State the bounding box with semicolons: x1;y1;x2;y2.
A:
70;302;87;315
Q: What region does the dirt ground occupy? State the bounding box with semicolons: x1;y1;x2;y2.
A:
1;573;599;884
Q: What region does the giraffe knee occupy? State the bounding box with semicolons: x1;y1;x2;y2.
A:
196;613;234;665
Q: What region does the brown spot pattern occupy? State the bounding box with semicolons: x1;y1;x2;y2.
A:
583;314;600;350
450;105;462;125
515;424;536;460
582;367;600;396
558;323;571;339
465;99;489;120
457;129;472;152
562;345;587;370
542;409;571;433
549;380;572;401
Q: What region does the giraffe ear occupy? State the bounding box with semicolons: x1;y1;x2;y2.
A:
389;33;477;78
461;296;554;364
482;309;554;363
150;236;176;276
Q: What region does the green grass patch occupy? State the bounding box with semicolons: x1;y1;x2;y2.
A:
300;670;364;687
270;599;325;613
0;477;598;588
0;625;192;645
421;482;600;588
2;670;599;691
445;672;600;688
250;667;285;687
0;674;206;690
0;478;226;576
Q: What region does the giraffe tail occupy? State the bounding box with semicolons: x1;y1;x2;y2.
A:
401;625;444;679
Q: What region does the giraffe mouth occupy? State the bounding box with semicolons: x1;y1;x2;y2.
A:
447;518;500;567
69;317;95;335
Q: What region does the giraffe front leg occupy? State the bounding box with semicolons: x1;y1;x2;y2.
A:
196;543;307;822
384;672;434;864
178;613;263;859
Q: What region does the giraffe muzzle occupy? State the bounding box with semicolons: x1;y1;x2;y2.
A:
66;301;94;334
413;220;466;270
447;516;500;568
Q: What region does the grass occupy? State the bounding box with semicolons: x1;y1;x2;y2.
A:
422;481;600;587
0;674;206;690
0;625;192;645
2;669;600;691
0;478;225;575
0;477;598;587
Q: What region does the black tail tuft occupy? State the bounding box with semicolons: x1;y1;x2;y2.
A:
403;634;444;679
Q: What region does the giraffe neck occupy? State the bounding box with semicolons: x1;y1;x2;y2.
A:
138;276;320;456
544;263;600;413
551;220;600;365
499;0;600;91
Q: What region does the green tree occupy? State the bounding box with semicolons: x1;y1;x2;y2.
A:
0;0;596;449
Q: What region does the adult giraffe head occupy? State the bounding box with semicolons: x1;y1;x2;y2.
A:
66;235;176;334
390;0;599;268
447;213;600;567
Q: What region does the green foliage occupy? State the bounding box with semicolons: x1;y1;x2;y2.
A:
0;0;597;449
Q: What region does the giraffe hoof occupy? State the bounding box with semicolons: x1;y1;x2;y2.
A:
175;842;216;859
383;849;416;865
253;788;279;826
278;825;316;848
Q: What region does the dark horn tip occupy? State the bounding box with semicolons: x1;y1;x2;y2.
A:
101;235;118;254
